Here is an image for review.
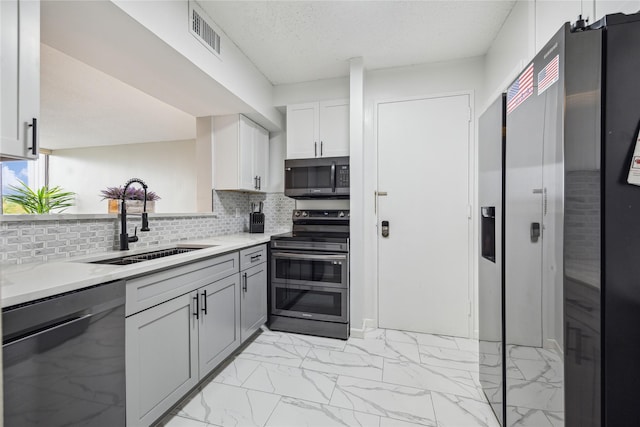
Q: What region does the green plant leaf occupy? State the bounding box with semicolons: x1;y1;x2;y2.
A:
4;180;75;214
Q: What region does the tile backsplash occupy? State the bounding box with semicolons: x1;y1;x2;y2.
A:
0;192;294;265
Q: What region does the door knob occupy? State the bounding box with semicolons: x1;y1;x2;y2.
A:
381;221;390;238
530;222;541;242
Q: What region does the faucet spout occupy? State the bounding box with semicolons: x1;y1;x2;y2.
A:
119;178;151;250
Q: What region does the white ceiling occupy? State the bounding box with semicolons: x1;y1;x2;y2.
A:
40;0;517;149
199;0;517;85
40;44;196;150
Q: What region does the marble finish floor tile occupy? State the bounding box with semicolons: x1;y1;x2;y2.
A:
506;406;555;427
383;359;482;400
345;337;421;363
173;383;280;427
212;357;261;386
301;348;384;381
329;375;437;426
379;417;430;427
431;392;500;427
506;378;564;412
235;341;310;367
419;345;479;372
511;358;563;384
159;327;501;427
158;415;216;426
454;337;479;353
243;363;338;404
264;397;380;427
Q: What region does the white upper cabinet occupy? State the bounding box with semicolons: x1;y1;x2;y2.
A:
214;114;269;192
286;99;349;159
1;0;40;161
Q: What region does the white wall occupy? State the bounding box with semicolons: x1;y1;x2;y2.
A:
273;56;485;335
49;140;197;214
112;0;283;131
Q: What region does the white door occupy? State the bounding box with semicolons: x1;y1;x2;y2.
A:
377;94;472;338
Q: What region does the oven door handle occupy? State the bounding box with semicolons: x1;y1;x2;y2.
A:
273;252;346;261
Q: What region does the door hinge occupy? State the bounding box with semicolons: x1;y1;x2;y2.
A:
467;205;472;219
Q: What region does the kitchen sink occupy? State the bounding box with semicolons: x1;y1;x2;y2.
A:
89;247;212;265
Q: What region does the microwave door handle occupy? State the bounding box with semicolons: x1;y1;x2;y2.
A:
274;252;346;261
331;161;336;192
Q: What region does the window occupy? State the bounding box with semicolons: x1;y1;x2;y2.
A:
1;154;48;214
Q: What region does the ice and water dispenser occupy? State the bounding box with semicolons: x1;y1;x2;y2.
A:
481;206;496;262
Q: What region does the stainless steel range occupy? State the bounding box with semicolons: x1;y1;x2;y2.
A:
269;209;349;339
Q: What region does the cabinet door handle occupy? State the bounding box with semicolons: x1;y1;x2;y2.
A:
254;176;259;190
193;295;199;319
314;141;317;157
258;176;261;190
320;141;323;156
243;272;248;292
201;290;207;315
28;118;38;156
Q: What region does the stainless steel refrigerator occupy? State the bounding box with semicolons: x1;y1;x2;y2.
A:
481;12;640;427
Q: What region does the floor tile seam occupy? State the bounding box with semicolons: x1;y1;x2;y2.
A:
419;353;479;372
299;360;383;383
377;374;487;403
380;358;483;396
430;391;499;427
417;343;481;360
303;347;386;366
333;372;439;396
261;394;284;427
235;353;305;368
163;413;220;426
202;375;286;401
383;355;478;380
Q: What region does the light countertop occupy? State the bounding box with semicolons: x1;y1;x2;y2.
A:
0;232;279;308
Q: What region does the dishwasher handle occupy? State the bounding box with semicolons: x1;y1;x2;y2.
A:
3;313;93;365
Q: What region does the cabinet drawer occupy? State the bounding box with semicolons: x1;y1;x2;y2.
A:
240;244;267;271
126;252;239;316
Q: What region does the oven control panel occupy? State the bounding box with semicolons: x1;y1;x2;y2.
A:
293;210;350;220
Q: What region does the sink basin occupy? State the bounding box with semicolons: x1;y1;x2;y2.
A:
89;247;211;265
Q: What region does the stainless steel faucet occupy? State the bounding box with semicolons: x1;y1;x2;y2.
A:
119;178;151;250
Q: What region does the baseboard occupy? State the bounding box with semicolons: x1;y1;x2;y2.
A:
350;318;376;338
544;338;563;356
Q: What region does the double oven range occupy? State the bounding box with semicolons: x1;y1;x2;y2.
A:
269;210;350;340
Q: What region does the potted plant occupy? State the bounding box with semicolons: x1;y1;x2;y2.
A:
4;180;75;214
100;186;160;214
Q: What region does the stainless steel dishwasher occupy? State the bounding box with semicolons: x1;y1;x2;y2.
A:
2;280;126;426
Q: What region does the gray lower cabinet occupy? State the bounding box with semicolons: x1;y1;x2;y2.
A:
126;291;198;427
126;254;242;426
198;273;241;378
240;245;268;343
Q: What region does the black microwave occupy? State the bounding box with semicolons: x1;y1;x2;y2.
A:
284;156;350;199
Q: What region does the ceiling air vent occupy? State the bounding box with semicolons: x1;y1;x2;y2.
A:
189;0;221;57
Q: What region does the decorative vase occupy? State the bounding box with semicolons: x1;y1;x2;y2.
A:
108;200;155;214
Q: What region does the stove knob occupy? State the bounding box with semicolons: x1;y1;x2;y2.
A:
302;211;308;217
339;211;345;218
347;212;350;217
294;211;301;217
